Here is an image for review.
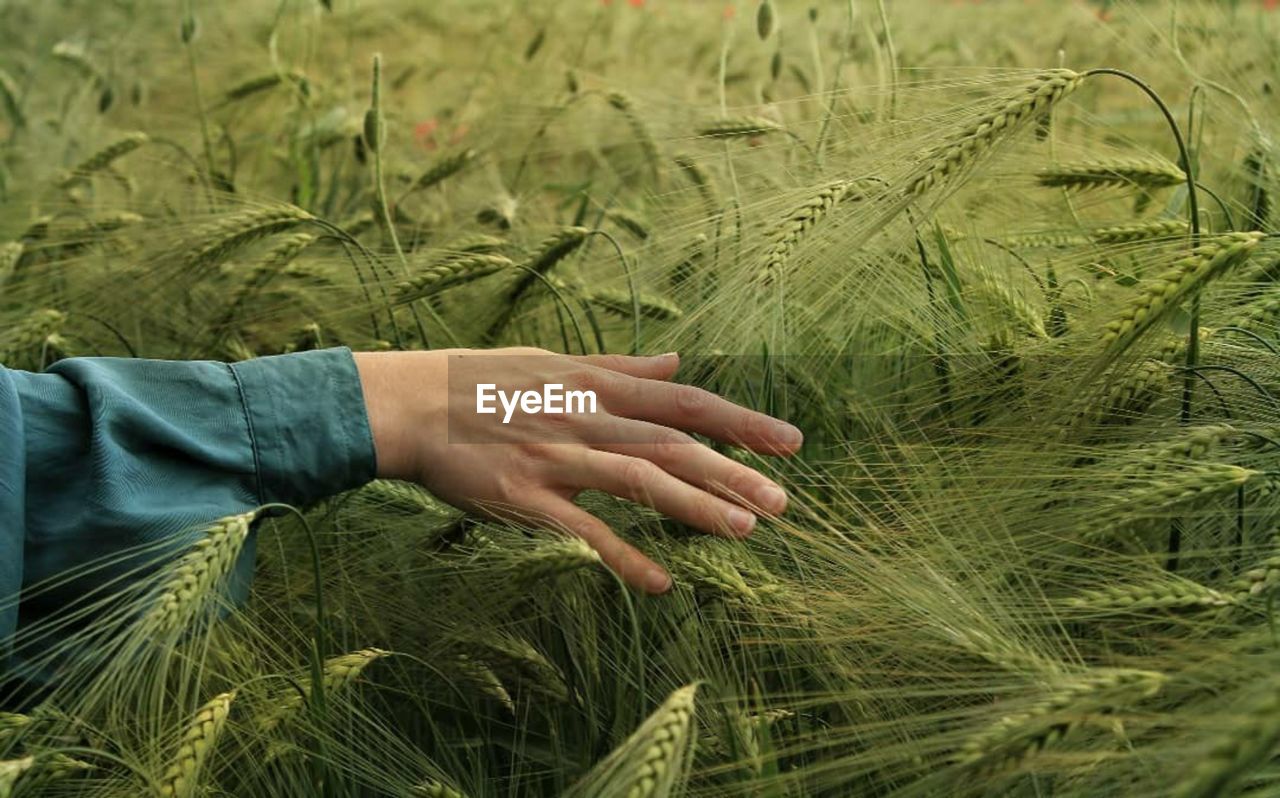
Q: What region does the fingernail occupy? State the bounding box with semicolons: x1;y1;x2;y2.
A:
646;569;672;594
655;351;678;361
755;484;788;514
728;507;757;535
775;422;803;447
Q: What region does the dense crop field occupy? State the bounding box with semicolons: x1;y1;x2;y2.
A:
3;0;1280;795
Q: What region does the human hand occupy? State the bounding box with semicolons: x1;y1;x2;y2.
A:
351;348;802;594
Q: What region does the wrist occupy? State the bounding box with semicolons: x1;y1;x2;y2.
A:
351;351;417;482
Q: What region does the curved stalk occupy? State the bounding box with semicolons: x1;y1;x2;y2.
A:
587;230;641;354
1084;67;1202;568
508;265;589;355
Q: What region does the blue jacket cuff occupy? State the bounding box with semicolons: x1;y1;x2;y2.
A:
230;347;377;507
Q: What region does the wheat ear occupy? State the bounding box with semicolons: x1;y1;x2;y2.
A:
220;70;306;104
0;242;20;287
1062;579;1234;612
996;222;1188;249
1173;676;1280;798
1225;289;1280;333
605;91;662;181
1079;334;1188;426
670;542;760;604
358;479;452;515
566;683;699;798
511;537;602;585
606;208;650;241
395;254;513;303
484;226;590;342
999;230;1087;249
1089;219;1190;245
1120;424;1236;471
584;287;683;321
905;69;1084;198
11;753;92;794
0;713;31;745
138;511;258;638
452;634;569;703
0;757;35;797
51;41;106;88
673;155;717;213
1232;543;1280;601
57;132;149;188
261;648;391;731
407;149;479;195
158;691;236;798
1084;465;1258;545
945;626;1062;678
697;116;783;139
957;669;1164;772
1101;231;1263;352
0;309;67;366
213;233;316;336
977;276;1048;339
184;205;315;273
452;655;515;713
757;180;857;287
410;781;469;798
1035;156;1185;190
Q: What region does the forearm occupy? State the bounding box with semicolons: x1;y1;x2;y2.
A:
4;348;377;682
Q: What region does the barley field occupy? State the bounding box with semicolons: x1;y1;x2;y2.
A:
2;0;1280;795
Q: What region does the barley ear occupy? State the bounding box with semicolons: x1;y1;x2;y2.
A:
0;243;19;288
184;205;315;273
1101;231;1262;353
259;648;391;732
57;131;149;188
1035;156;1186;191
1173;677;1280;798
697;116;783;139
957;669;1164;773
484;226;591;343
905;70;1083;199
564;683;699;798
584;287;683;321
605;91;662;182
0;309;66;367
409;780;469;798
158;691;236;798
138;511;259;638
757;180;858;287
394;254;514;303
0;757;35;797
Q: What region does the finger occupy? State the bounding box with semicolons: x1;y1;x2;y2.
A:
593;377;803;456
571;352;680;381
580;415;789;514
527;494;671;594
568;450;758;538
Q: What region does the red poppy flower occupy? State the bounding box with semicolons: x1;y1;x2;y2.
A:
414;118;440;151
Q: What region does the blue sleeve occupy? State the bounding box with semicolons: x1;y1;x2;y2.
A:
0;347;377;679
